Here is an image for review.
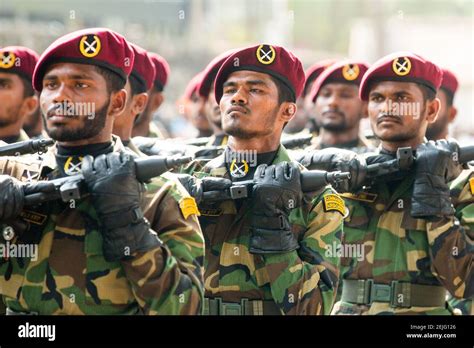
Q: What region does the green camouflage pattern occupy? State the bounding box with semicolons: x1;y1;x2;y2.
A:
0;137;204;315
182;145;343;315
334;162;474;315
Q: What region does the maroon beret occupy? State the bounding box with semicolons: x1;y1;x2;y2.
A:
309;60;369;102
440;68;459;97
32;27;135;91
183;72;204;100
359;52;442;101
0;46;39;81
198;49;236;98
302;59;337;97
214;44;305;103
129;43;156;91
148;52;170;91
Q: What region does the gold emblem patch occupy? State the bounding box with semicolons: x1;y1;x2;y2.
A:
256;44;276;65
323;194;346;216
79;35;102;58
392;57;411;76
20;210;48;225
469;177;474;195
0;51;16;69
342;64;360;81
229;159;249;178
64;156;83;176
179;197;200;219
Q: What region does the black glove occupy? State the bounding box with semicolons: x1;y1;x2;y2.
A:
411;140;463;218
298;147;367;192
175;174;232;203
82;152;161;261
0;175;24;221
249;162;302;254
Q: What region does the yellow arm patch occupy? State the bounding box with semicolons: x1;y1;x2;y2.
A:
323;194;346;216
179;197;200;219
469;177;474;195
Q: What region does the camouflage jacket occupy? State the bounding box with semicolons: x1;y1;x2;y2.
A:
183;145;344;315
335;166;474;315
309;133;375;154
0;136;204;315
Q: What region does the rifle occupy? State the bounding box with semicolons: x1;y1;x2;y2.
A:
23;155;193;206
365;144;474;180
0;138;55;157
280;134;313;149
201;170;351;202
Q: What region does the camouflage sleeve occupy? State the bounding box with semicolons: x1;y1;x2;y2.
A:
259;187;343;315
426;169;474;300
120;173;205;315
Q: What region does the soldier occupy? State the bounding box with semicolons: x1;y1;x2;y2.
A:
177;72;213;138
113;43;155;156
0;28;204;315
332;52;473;315
285;59;335;135
197;51;236;147
426;68;458;141
183;44;344;315
0;46;39;143
307;60;373;152
132;52;170;139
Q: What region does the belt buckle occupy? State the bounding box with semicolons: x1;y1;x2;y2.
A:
219;299;242;315
390;281;411;308
369;282;391;303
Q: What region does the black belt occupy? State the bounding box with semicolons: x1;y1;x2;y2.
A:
341;279;446;308
203;297;281;315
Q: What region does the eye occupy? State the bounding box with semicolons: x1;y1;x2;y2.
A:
75;82;89;89
223;87;236;94
250;88;262;93
370;95;384;102
44;81;57;89
397;94;409;101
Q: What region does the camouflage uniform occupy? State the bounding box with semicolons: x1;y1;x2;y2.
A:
183;145;344;315
0;136;204;315
334;163;474;315
309;133;374;154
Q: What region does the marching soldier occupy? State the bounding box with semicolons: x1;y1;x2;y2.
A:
306;60;373;153
426;68;458;141
197;51;235;147
132;52;170;139
332;52;473;315
0;46;39;143
183;44;344;315
285;59;335;135
113;43;155;156
0;28;204;315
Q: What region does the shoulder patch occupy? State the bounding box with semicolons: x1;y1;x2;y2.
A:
323;194;346;216
469;177;474;195
179;197;200;219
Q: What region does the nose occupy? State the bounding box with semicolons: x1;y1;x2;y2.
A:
230;87;247;105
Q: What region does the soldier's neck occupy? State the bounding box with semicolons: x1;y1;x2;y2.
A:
0;120;24;141
319;126;360;146
227;133;280;153
381;135;425;153
57;133;113;147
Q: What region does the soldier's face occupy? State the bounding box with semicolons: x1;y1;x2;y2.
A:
204;85;222;129
368;81;437;143
40;63;122;142
0;72;29;127
219;70;280;139
314;83;365;132
188;92;211;132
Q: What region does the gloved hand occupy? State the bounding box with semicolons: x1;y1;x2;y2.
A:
249;162;302;254
0;175;24;221
175;174;232;203
82;152;161;261
411;140;463;218
297;148;367;192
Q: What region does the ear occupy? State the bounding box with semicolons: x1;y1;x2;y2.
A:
425;97;441;124
20;95;39;118
131;92;149;116
448;106;457;123
280;102;297;123
108;89;127;117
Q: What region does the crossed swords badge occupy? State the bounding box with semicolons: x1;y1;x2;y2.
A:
392;57;412;76
79;35;102;58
